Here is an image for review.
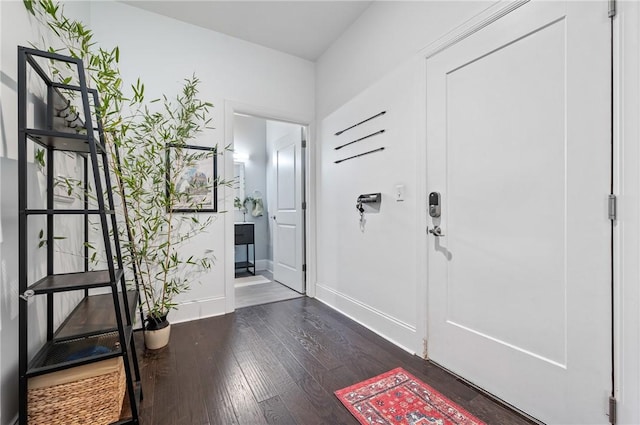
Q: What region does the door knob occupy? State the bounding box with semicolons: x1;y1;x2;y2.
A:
428;226;445;237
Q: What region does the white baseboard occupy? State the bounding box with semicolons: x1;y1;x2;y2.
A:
255;259;273;271
315;283;419;355
170;296;227;324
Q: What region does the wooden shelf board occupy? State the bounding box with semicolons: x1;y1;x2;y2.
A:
28;269;124;294
55;290;139;340
25;128;105;153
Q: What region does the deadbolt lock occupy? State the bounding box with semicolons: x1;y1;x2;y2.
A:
428;192;441;218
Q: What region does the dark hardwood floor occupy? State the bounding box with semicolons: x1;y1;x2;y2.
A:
135;297;535;425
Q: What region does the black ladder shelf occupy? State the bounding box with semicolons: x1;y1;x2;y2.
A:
18;47;142;424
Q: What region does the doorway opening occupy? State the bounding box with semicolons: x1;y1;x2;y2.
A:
232;113;307;309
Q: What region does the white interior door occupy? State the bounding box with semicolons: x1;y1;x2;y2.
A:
272;128;305;293
426;2;611;423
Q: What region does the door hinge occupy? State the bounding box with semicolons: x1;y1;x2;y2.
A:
608;194;617;221
302;139;307;148
609;396;617;424
302;264;306;272
608;0;616;18
302;201;307;210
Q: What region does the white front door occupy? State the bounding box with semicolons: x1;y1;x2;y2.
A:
426;2;611;423
272;128;305;293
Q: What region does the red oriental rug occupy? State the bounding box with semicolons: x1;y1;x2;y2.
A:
335;367;486;425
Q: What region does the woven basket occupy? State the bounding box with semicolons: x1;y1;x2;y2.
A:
28;358;126;425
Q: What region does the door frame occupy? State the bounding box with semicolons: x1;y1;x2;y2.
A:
223;100;315;313
416;0;640;422
614;1;640;423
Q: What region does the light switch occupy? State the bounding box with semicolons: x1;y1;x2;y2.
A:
395;184;405;202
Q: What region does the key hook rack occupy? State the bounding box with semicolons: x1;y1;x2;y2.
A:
356;193;381;230
357;193;381;204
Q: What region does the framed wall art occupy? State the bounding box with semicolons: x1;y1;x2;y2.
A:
166;143;218;212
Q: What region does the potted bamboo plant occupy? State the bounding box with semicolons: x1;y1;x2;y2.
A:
116;81;218;349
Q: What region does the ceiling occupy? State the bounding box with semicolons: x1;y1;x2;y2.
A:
122;1;373;61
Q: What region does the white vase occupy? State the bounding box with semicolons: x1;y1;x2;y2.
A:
144;323;171;350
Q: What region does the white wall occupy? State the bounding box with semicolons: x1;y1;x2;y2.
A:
316;1;492;118
316;58;425;352
314;1;492;355
0;2;92;423
233;115;269;266
91;2;314;119
88;1;314;323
